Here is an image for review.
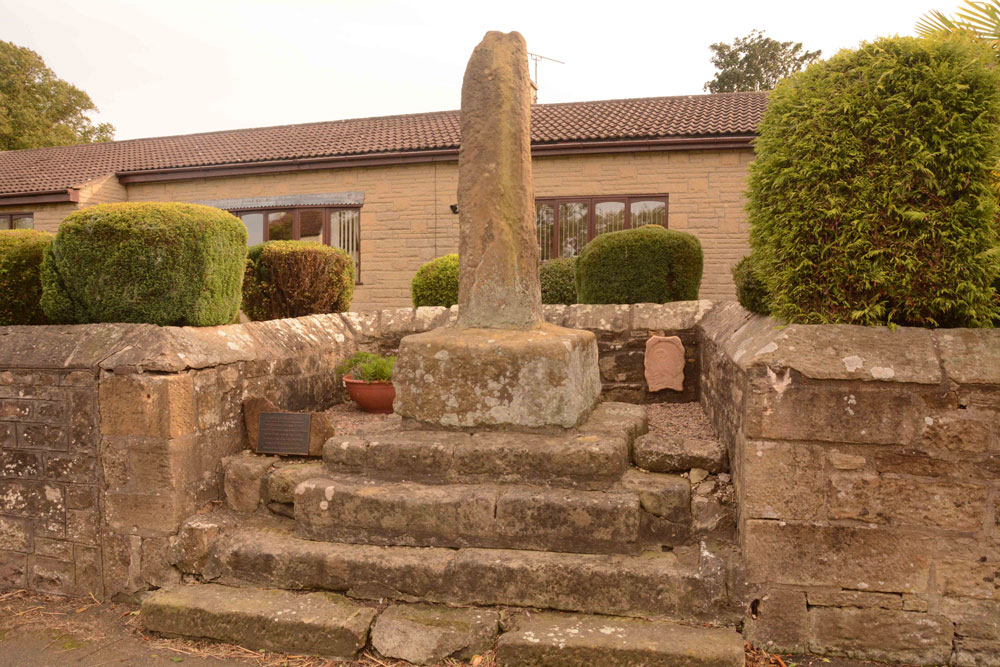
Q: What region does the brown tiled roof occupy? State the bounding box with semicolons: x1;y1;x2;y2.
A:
0;92;766;196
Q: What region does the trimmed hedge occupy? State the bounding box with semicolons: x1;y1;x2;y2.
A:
243;241;354;321
747;35;1000;327
576;225;703;304
41;202;246;326
732;255;770;316
411;253;459;307
0;229;53;325
540;257;577;305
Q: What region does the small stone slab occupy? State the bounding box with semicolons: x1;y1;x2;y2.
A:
222;451;275;513
371;604;499;665
644;335;686;392
619;468;690;522
633;433;727;474
497;612;744;667
141;583;375;659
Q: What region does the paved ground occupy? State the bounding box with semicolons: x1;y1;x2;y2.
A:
0;589;916;667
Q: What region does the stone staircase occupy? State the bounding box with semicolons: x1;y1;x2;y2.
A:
141;402;745;665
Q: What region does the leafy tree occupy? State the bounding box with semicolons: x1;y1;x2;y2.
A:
916;1;1000;54
703;29;821;93
0;41;114;151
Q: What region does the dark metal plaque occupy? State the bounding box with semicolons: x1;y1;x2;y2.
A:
257;412;311;455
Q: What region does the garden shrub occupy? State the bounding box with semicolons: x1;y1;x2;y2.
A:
243;240;354;321
540;257;577;305
411;253;459;307
41;203;246;326
0;229;53;325
732;254;770;316
575;225;703;304
336;351;395;382
747;35;1000;327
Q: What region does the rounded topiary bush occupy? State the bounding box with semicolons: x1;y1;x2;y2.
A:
748;35;1000;327
540;257;577;305
0;229;53;325
411;253;459;307
242;240;354;321
575;225;703;304
41;202;246;326
732;255;770;316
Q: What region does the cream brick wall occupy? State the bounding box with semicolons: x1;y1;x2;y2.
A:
121;148;752;310
1;174;129;234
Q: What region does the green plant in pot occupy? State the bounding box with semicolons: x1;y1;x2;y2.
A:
336;351;396;413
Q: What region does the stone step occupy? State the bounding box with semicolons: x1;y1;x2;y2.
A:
141;583;375;660
323;401;647;490
293;474;642;554
633;432;728;474
180;514;736;624
497;611;744;667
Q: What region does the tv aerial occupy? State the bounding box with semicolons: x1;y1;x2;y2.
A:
527;52;565;90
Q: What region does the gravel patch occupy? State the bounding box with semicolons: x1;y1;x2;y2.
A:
324;401;399;435
646;401;717;440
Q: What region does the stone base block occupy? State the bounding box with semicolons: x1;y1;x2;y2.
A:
393;323;601;429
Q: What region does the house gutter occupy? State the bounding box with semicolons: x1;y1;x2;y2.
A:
116;135;755;185
0;188;80;206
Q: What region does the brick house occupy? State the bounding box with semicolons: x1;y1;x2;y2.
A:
0;92;765;310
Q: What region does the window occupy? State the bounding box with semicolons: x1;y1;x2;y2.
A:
0;213;33;230
535;195;667;259
231;207;362;281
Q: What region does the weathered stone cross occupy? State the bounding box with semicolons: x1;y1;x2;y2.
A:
393;31;600;429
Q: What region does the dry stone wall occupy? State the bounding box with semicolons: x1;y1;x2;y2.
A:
700;302;1000;666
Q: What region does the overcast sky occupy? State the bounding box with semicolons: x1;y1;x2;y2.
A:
1;0;966;141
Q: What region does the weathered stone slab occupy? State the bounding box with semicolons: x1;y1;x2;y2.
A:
324;429;629;489
371;604;498;665
207;522;731;622
632;300;715;332
495;486;639;554
221;451;275;513
496;612;744;667
393;324;601;429
808;607;953;664
644;335;686;392
456;31;540;329
633;433;726;474
934;328;1000;386
295;476;640;554
619;468;690;522
142;583;375;659
267;462;323;505
743;520;934;592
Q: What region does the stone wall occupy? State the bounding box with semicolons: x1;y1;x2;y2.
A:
369;303;712;403
0;316;353;600
700;302;1000;666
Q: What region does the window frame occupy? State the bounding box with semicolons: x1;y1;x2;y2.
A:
534;194;668;259
0;213;34;230
228;205;362;282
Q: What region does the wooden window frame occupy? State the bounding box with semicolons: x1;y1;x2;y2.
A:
0;213;34;230
534;194;668;259
228;206;363;282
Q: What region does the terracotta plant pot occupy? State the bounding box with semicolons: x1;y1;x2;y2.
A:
343;376;396;414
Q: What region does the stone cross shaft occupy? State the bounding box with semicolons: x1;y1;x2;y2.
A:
456;31;543;330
